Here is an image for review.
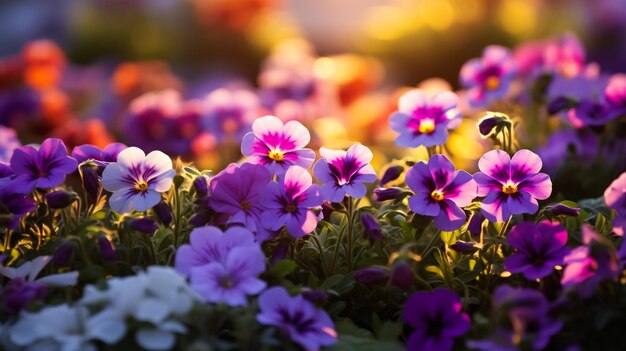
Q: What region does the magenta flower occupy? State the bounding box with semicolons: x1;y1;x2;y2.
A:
241;115;315;176
405;154;477;231
389;89;461;148
101;147;175;213
605;171;626;236
504;221;570;280
460;45;515;108
312;144;377;202
10;138;78;193
474;150;552;223
604;74;626;124
259;166;321;237
208;162;271;239
71;143;127;166
403;289;470;351
542;33;586;78
257;286;337;351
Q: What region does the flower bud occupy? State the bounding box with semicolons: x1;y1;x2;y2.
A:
193;175;208;198
477;112;511;137
130;217;159;234
361;212;383;244
380;165;404;185
545;203;580;217
80;164;101;200
98;235;116;261
271;238;290;265
390;261;414;290
450;240;478;254
354;267;389;285
467;212;485;239
302;290;328;303
373;187;404;202
2;278;47;314
321;201;333;221
45;190;77;209
51;242;74;267
152;202;173;226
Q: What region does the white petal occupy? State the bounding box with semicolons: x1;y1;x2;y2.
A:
102;163;131;192
135;329;176;351
144;151;173;178
86;314;126;344
135;298;170;324
116;147;146;170
37;271;78;287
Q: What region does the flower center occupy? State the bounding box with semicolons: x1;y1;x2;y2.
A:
268;149;284;162
134;180;149;193
240;201;252;211
285;204;297;213
220;276;234;288
430;190;444;201
485;76;500;90
502;182;518;194
418;119;436;134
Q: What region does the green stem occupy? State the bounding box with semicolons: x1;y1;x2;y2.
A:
310;233;329;276
346;197;355;271
173;188;181;247
329;223;347;273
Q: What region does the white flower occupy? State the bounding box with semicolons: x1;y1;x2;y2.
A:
0;255;78;287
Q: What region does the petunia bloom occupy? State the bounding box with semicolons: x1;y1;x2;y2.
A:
403;289;470;351
259;166;321;237
241;115;315;176
312;143;377;202
460;45;515;108
474;149;552;223
604;171;626;236
504;221;570;280
389;89;461;147
102;147;175;213
71;143;127;166
9;138;77;193
257;286;337;351
405;154;477;231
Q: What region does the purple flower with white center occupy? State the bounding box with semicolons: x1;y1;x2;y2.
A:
403;289;470;351
312;143;377;202
241;115;315;176
389;89;461;148
9;138;77;194
208;162;271;239
605;171;626;236
460;45;515;108
257;286;337;351
561;225;619;297
504;221;570;280
405;154;477;231
102;147;175;213
0;126;21;165
474;149;552;223
259;166;321;237
71;143;127;166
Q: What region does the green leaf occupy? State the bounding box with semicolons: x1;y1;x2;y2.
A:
440;230;458;245
266;259;297;279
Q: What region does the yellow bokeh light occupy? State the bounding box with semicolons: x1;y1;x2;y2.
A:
363;6;412;41
497;0;536;36
420;0;455;31
313;57;336;80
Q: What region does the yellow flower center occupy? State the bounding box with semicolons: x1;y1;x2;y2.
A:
485;76;500;90
502;182;518;194
134;181;149;192
418;119;436;134
268;149;284;161
430;190;444;201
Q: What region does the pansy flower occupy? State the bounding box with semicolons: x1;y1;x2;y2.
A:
259;166;321;237
71;143;127;166
102;147;175;213
0;126;21;165
9;138;77;194
389;89;461;148
474;149;552;223
604;74;626;123
504;221;570;280
460;45;515;108
403;289;470;351
546;75;613;127
241;115;315;176
605;171;626;236
312;143;376;202
405;154;477;231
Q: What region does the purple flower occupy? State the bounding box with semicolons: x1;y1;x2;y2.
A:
546;75;613;127
98;236;117;261
405;154;477;231
0;126;21;164
129;217;159;234
604;171;626;236
467;211;485;239
1;278;47;314
535;129;598;176
259;166;321;237
44;190;77;209
403;289;470;351
312;144;377;202
504;221;570;280
209;162;271;239
257;286;337;351
373;187;404;202
474;150;552;223
460;45;515;108
175;226;266;306
389;89;461;147
604;74;626;120
71;143;127;166
9;138;77;193
361;212;383;243
102;147;175;213
543;203;581;218
380;165;404;185
0;183;35;229
561;224;619;297
241;115;315;176
201;88;260;141
542;33;586;78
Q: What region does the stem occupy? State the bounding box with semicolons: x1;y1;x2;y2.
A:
173;188;181;247
329;223;347;273
346;197;355;271
498;216;513;238
420;230;441;258
310;234;329;276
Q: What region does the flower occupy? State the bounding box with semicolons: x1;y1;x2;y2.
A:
1;277;47;314
312;143;377;202
542;33;586;78
257;286;337;351
405;154;477;231
543;203;581;218
460;45;515;108
0;183;35;229
208;162;271;239
129;217;159;234
0;126;21;164
373;187;404;202
361;212;383;243
102;147;175;213
546;75;613;127
71;142;127;166
403;289;470;351
201;88;260;141
504;221;570;280
259;166;321;237
604;171;626;236
389;89;461;147
474;149;552;223
9;138;77;193
241;115;315;176
603;73;626;121
44;190;77;209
